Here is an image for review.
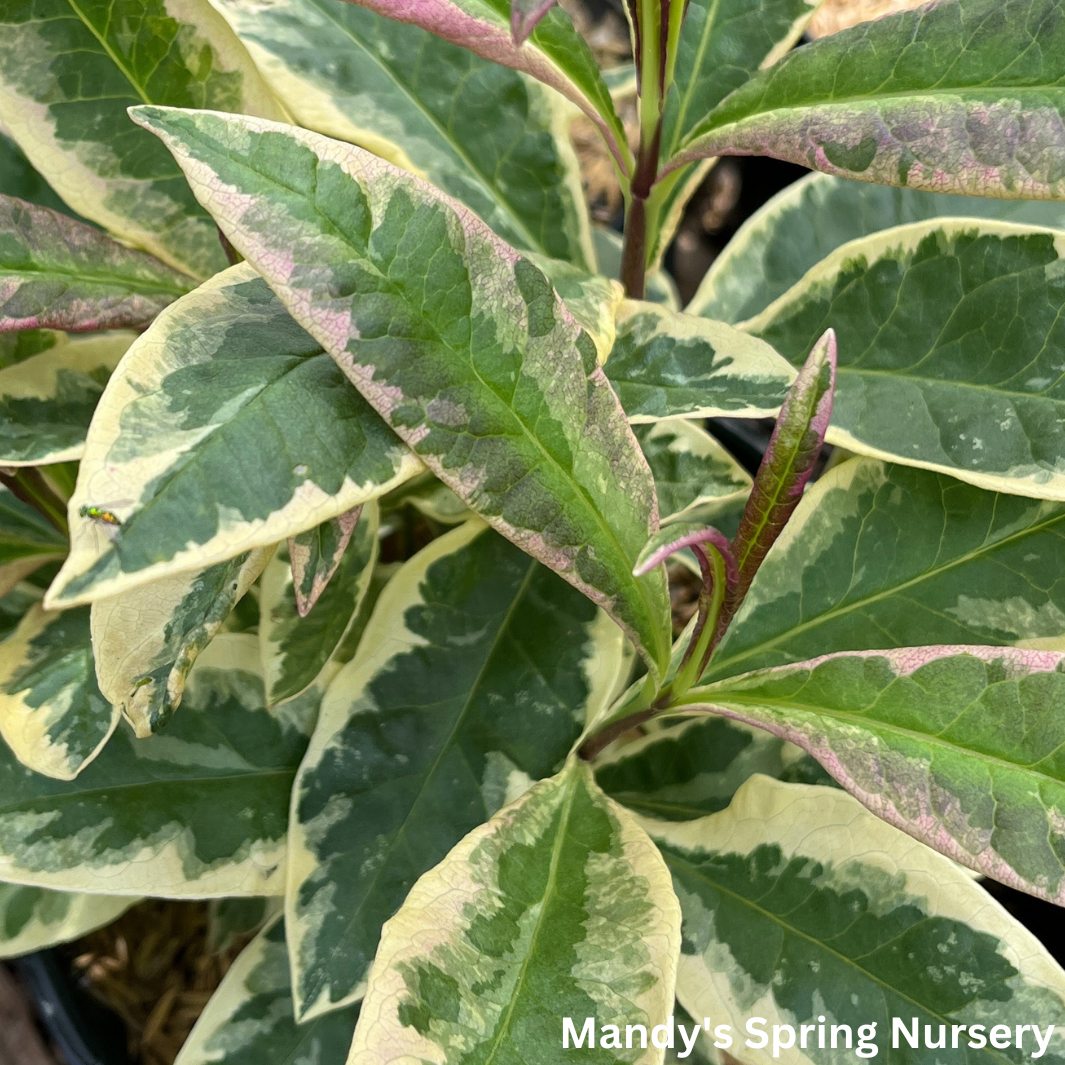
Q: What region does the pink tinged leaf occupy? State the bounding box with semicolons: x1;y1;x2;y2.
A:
288;506;362;617
0;195;192;332
634;521;737;585
720;328;836;631
511;0;556;44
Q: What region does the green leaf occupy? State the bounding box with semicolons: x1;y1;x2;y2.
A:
706;458;1065;683
349;758;681;1063
0;330;134;466
335;0;630;176
634;418;751;524
381;473;470;526
596;716;826;821
0;882;133;958
592;227;681;310
205;896;280;955
91;547;275;737
745;220;1065;498
131;109;672;678
654;775;1065;1065
212;0;594;267
670;0;1065;201
0;132;83;220
680;646;1065;903
286;521;626;1019
260;504;378;707
690;172;1065;325
0;195;193;333
0;634;312;896
0;0;285;277
649;0;822;266
174;915;361;1065
288;506;363;617
606;300;794;422
0;605;116;781
0;486;67;598
45;264;419;609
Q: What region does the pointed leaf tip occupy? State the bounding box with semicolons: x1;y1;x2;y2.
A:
511;0;557;43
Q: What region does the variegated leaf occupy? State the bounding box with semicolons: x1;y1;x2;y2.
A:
0;131;80;219
289;506;362;618
334;0;630;176
381;473;470;526
745;220;1065;499
175;915;361;1065
45;264;419;609
210;0;594;267
0;195;193;333
91;547;275;738
131;109;673;678
690;172;1065;325
0;330;134;466
0;882;133;958
349;759;681;1063
670;0;1065;201
596;716;828;821
0;605;116;782
635;418;751;525
0;486;67;598
205;896;280;954
707;458;1065;683
0;634;314;896
648;0;823;266
261;504;378;707
0;0;285;277
654;776;1065;1065
679;646;1065;903
287;521;626;1019
607;300;794;422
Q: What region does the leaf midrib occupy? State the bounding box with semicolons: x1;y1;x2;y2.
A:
1;262;188;297
63;0;153;107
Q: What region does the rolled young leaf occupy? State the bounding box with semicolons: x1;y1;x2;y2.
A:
706;458;1065;683
668;0;1065;200
654;775;1065;1065
211;0;594;267
286;521;626;1019
260;504;379;707
91;546;275;737
348;759;681;1063
288;506;363;618
0;196;193;333
0;0;285;277
173;915;361;1065
745;220;1065;499
130;109;672;679
0;605;116;781
0;634;315;896
45;265;419;609
606;299;795;422
0;883;133;959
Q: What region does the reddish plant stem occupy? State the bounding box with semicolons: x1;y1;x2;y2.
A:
619;120;663;299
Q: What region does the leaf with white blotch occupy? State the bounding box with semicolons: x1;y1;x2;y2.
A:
596;716;828;822
329;0;629;176
648;0;822;267
349;759;681;1063
680;647;1065;904
0;486;67;598
670;0;1065;201
655;775;1065;1065
205;896;280;955
261;505;378;707
176;916;360;1065
287;521;626;1019
690;172;1065;325
706;458;1065;683
606;300;794;422
45;264;419;609
0;605;116;781
91;547;275;738
0;634;314;897
210;0;594;267
132;109;672;679
0;883;133;959
289;506;362;618
0;196;193;333
745;220;1065;499
635;419;750;525
0;331;134;467
0;0;284;278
